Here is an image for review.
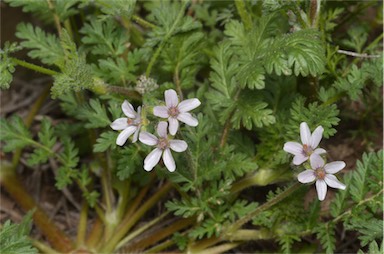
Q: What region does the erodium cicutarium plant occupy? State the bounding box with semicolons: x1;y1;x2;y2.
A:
0;1;382;253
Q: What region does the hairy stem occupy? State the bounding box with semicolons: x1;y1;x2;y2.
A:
219;90;241;148
11;58;58;76
132;14;157;29
32;239;61;254
235;0;252;30
46;0;62;36
145;1;189;77
197;242;240;254
174;63;184;100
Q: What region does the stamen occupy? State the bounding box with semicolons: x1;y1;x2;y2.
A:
168;106;179;117
315;168;326;180
157;138;169;150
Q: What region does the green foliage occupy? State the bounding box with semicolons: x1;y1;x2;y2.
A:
16;23;64;67
80;18;129;57
95;0;136;18
77;99;111;129
0;211;37;254
145;1;202;48
287;96;340;138
28;118;57;165
93;131;118;152
357;241;383;254
315;222;336;254
115;145;143;181
5;0;80;22
0;116;33;152
0;42;20;89
52;29;93;98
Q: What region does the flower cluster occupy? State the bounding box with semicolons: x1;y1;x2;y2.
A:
110;89;200;172
284;122;346;201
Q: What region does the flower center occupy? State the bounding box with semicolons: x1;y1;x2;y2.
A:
157;138;169;150
127;117;141;126
314;167;326;180
127;118;134;125
302;144;313;156
168;106;179;118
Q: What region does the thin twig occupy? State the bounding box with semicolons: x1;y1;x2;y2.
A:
337;49;381;58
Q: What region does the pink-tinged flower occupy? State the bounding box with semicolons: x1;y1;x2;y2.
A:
283;122;326;165
298;154;346;201
110;100;142;146
139;121;187;172
153;89;201;135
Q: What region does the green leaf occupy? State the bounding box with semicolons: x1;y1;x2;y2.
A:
93;131;118;152
16;23;64;67
232;92;276;130
0;42;20;89
52;29;93;98
28;118;57;165
0;210;37;254
60;137;79;169
287;97;340;138
80;18;129;57
349;152;381;202
0;116;33;152
315;222;336;254
79;99;111;129
95;0;136;18
115;146;142;180
345;217;383;247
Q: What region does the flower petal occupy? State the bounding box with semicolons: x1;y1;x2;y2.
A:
300;122;311;145
315;180;327;201
157;121;169;137
122;100;136;118
314;148;327;155
310;126;324;148
139;132;158;146
110;118;128;130
153;106;169;118
177;112;198;127
163;148;176;172
178;98;201;112
116;126;137;146
293;154;308;165
324;161;346;174
132;128;140;143
144;148;162;171
165;89;179;108
297;170;316;183
283;142;303;155
324;174;346;190
168;118;179;136
169;140;188;152
310;153;325;169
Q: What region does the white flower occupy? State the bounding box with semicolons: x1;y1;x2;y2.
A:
283;122;326;165
153;89;201;135
139;121;188;172
298;154;346;201
110;100;142;146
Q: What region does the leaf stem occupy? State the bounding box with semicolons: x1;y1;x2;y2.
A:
132;14;157;29
235;0;252;30
145;1;189;77
32;238;61;254
76;201;88;247
100;181;173;253
11;58;58;76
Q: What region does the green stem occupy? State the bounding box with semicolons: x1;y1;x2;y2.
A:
229;183;301;233
145;239;174;253
235;0;252;30
226;229;273;241
11;58;58;76
116;212;169;250
76;201;88;247
125;217;195;252
100;182;173;253
145;1;189;77
197;243;240;254
132;14;157;29
32;239;61;254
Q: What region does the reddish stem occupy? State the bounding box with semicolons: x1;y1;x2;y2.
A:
1;171;74;252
